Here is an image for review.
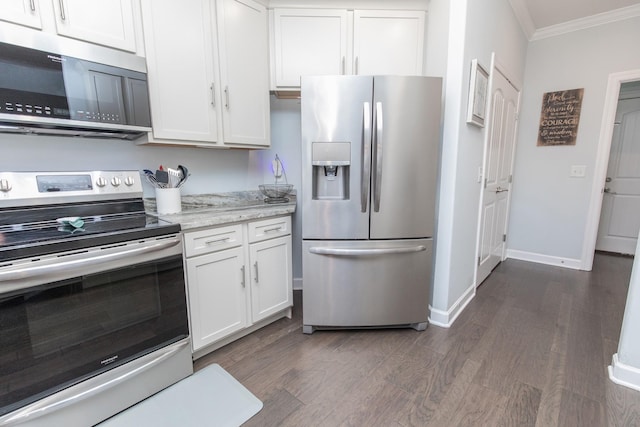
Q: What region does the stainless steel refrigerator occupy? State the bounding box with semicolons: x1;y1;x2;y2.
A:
301;75;442;334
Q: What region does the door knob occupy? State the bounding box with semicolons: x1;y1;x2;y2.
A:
604;187;617;194
605;177;612;182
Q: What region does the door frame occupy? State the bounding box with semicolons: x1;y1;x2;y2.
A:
582;69;640;271
473;53;522;287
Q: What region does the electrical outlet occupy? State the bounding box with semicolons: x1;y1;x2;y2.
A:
570;165;586;178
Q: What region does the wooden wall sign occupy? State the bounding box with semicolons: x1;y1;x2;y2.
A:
537;88;584;146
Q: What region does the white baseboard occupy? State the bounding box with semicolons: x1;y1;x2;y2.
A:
506;249;582;270
428;283;476;328
609;353;640;392
293;277;303;290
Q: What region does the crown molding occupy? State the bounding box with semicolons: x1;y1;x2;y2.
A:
507;0;536;40
531;3;640;41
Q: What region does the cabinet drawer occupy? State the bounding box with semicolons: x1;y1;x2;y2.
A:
184;224;243;257
248;216;291;243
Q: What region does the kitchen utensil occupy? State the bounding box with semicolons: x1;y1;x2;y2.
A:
145;174;163;188
155;169;169;184
177;165;190;188
167;168;182;188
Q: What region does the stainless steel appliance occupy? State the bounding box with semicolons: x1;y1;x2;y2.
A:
301;75;442;334
0;171;192;427
0;41;151;139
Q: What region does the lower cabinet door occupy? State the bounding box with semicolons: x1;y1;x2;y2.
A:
249;235;293;323
186;246;248;351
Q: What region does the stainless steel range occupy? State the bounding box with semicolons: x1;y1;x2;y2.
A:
0;171;192;427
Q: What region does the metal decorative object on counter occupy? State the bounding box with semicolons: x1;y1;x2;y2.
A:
259;154;293;204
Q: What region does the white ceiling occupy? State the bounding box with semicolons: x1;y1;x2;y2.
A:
508;0;640;39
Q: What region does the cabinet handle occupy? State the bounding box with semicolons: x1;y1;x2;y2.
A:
263;226;282;233
341;56;345;75
240;265;246;287
355;56;359;75
29;0;36;12
210;83;216;107
254;262;259;283
224;86;230;110
58;0;66;20
204;237;230;246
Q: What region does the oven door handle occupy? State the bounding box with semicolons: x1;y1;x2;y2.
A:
0;238;181;286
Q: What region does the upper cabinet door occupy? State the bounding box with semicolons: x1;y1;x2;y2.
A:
53;0;137;52
353;10;425;76
272;9;349;88
215;0;270;147
0;0;42;29
140;0;220;143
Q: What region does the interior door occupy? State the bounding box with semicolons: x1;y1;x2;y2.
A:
476;67;520;286
596;97;640;254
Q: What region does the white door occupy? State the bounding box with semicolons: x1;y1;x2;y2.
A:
476;67;520;286
596;97;640;254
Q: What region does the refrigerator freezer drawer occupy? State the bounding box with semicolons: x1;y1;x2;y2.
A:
302;239;432;331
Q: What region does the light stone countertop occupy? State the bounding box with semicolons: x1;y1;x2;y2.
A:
145;191;296;231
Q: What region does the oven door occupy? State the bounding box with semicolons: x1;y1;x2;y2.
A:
0;235;189;418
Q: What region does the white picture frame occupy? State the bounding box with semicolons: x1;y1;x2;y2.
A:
466;59;489;127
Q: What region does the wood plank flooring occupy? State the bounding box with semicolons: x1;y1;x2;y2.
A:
194;252;640;426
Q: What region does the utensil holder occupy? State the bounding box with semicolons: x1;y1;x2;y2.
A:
156;188;182;214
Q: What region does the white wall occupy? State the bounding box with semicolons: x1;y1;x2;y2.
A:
609;233;640;391
268;96;303;280
507;17;640;266
430;0;527;325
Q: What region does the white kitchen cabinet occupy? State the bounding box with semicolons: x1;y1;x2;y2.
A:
140;0;220;143
353;10;425;76
184;216;292;357
216;0;271;147
0;0;42;29
186;246;248;351
52;0;138;52
0;0;139;52
140;0;270;148
248;217;293;322
271;8;348;88
270;8;425;91
185;224;247;352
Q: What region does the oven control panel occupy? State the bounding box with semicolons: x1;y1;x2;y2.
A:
0;171;144;207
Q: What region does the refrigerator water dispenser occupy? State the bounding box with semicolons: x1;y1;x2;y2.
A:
311;142;350;200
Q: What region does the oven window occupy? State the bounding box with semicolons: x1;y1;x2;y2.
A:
0;254;188;416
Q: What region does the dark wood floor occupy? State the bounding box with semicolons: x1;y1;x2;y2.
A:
195;252;640;426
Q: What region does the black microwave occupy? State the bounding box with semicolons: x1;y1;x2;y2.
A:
0;41;151;140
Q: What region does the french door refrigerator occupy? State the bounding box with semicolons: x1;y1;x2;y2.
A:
301;75;442;334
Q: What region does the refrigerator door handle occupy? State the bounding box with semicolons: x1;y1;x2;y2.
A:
309;245;426;256
361;102;372;213
373;102;383;212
